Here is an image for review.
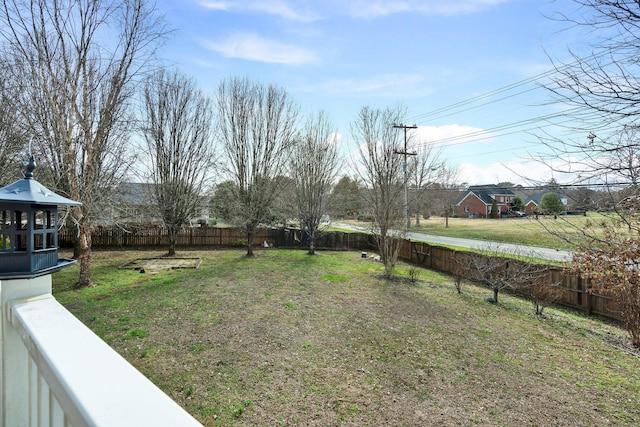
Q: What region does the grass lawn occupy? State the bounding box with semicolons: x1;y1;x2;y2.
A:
53;249;640;426
341;212;623;251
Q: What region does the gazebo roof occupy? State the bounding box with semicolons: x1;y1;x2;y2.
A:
0;156;81;206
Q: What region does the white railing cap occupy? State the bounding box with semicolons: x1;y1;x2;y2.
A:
9;295;202;427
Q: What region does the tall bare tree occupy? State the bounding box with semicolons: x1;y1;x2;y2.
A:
291;112;340;255
0;0;167;286
407;142;443;226
141;69;215;256
215;77;299;256
547;1;640;126
540;1;640;346
428;166;461;227
352;104;407;278
541;1;640;187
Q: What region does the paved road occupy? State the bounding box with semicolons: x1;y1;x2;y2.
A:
335;222;573;263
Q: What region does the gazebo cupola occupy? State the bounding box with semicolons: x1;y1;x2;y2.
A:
0;156;81;278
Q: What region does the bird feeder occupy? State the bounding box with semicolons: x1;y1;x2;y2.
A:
0;156;81;278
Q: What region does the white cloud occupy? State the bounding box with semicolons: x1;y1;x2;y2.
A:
316;74;425;96
328;132;343;147
458;157;577;186
201;33;319;64
343;0;510;19
199;1;230;11
199;1;320;22
199;0;509;20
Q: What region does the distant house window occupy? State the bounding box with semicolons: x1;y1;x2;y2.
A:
464;206;470;213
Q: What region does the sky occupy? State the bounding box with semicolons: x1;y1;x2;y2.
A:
154;0;595;186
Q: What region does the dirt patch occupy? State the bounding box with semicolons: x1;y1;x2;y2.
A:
120;257;201;273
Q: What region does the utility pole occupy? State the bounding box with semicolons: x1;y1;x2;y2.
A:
393;124;417;231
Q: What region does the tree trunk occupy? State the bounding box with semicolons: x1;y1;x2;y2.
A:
73;228;81;259
307;227;316;255
246;229;255;257
168;227;177;256
76;224;92;287
415;212;421;226
493;288;499;303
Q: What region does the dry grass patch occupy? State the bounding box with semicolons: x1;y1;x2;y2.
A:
121;257;201;273
53;249;640;426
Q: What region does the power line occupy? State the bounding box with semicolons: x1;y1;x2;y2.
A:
408;73;551;123
405;94;614;159
406;49;617;125
400;50;626;158
412;106;587;151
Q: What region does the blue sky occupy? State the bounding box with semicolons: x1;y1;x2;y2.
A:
155;0;593;186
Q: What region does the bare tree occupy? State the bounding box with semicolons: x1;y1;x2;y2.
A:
352;104;407;278
521;279;564;316
0;0;167;286
215;77;299;257
452;247;560;314
546;2;640;126
291;112;340;255
407;142;443;226
0;71;27;184
140;69;215;256
464;243;550;304
541;1;640;187
430;166;461;227
539;1;640;345
451;251;474;294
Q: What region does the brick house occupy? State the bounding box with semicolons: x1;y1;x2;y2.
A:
454;185;516;218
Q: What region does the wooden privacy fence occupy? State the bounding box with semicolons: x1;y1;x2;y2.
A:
59;226;622;322
58;226;375;251
404;240;622;322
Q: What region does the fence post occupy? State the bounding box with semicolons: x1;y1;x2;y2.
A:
586;278;592;316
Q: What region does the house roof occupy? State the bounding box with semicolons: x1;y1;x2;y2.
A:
456;185;515;206
116;182;157;205
525;190;568;206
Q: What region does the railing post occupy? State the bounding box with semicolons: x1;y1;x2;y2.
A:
0;275;52;427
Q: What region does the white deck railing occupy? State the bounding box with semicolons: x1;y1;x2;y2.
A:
0;275;201;427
